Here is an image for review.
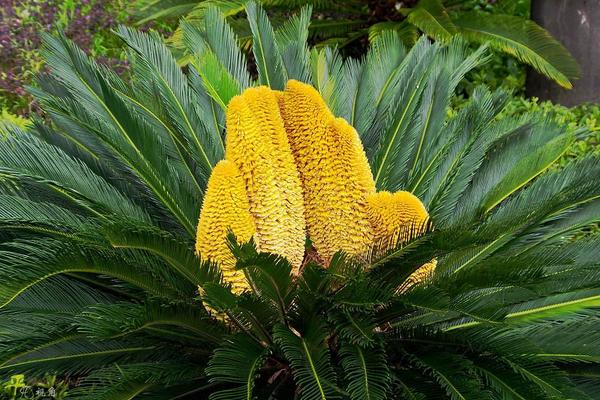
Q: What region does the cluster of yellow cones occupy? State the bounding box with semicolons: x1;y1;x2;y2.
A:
196;80;435;295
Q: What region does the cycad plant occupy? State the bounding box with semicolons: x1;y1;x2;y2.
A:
136;0;579;89
1;3;600;399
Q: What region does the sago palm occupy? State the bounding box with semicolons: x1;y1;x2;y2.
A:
1;3;600;399
135;0;579;88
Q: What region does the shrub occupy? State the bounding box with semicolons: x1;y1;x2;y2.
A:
501;97;600;164
0;0;127;115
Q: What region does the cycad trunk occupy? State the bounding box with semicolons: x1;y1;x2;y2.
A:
526;0;600;106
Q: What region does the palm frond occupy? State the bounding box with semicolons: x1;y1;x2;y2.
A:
368;21;418;47
205;334;267;400
408;352;487;399
275;5;312;83
182;6;252;90
0;128;150;223
355;30;408;152
246;1;286;90
407;0;457;42
453;12;580;88
134;0;198;25
371;37;439;189
0;239;191;309
68;362;206;399
37;32;202;236
232;240;295;322
340;342;390;400
274;319;341;400
117;25;224;181
76;301;224;344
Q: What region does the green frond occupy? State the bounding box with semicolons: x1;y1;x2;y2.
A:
37;32;204;236
273;319;341;400
263;0;350;9
0;337;156;376
505;289;600;324
502;357;583;399
340;342;390;400
232;240;295;322
117;25;224;176
68;362;206;399
190;47;242;110
205;334;267;400
199;283;276;345
134;0;198;25
452;118;574;222
104;221;221;286
407;0;457;42
0;194;101;241
309;19;367;44
328;310;376;348
76;301;224;345
484;156;600;238
308;46;346;114
332;274;396;312
408;352;486;400
391;371;428;400
0;128;150;223
182;6;252;89
481;132;573;213
368;21;418;47
474;360;545;400
246;1;286;89
371;37;439;189
275;5;312;83
453;12;580;88
0;240;192;309
354;30;408;151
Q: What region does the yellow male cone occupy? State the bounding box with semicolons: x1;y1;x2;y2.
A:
398;260;437;293
197;82;434;295
366;191;429;247
279;80;376;263
366;190;435;291
196;160;256;295
226;86;306;273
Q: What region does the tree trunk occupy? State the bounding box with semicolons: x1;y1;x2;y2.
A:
526;0;600;106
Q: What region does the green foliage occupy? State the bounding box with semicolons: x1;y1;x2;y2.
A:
205;334;267;400
0;0;134;116
135;0;578;88
1;2;600;399
452;12;578;89
407;0;456;42
0;111;30;136
339;343;390;400
457;49;526;96
274;319;341;400
500;97;600;165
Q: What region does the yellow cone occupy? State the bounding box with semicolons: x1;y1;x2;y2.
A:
398;259;437;294
279;80;376;263
366;191;429;248
196;160;256;294
226;86;306;273
366;190;435;290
